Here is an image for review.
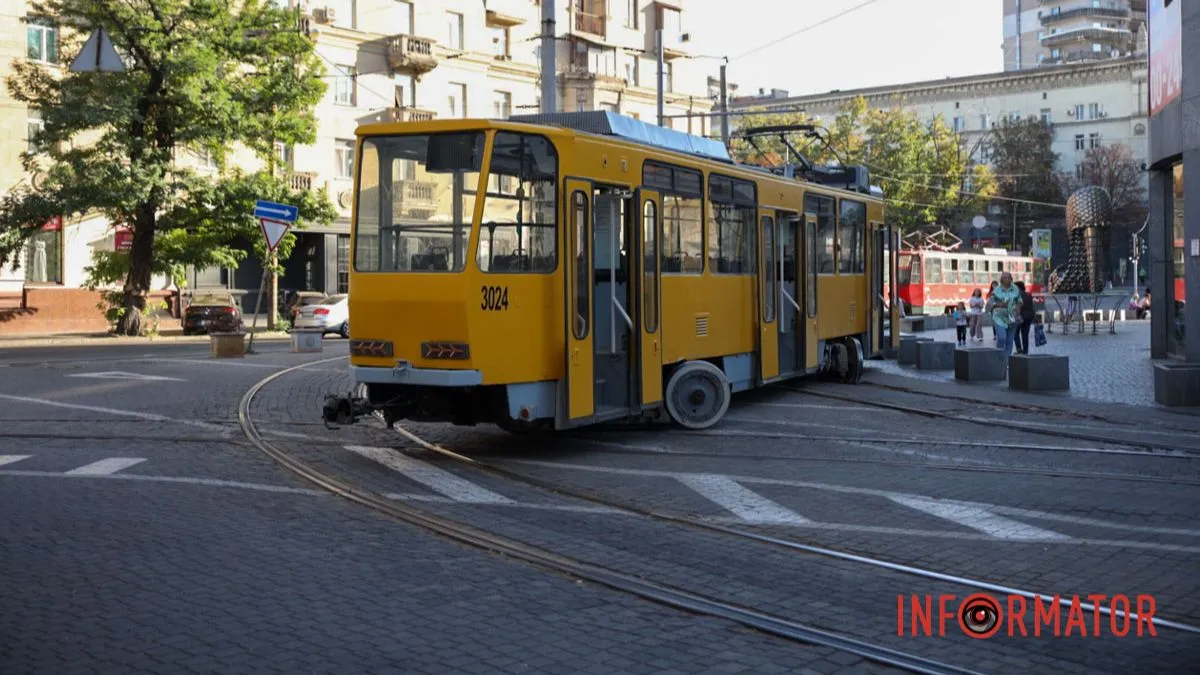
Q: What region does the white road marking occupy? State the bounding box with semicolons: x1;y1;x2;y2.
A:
0;469;324;494
507;459;1200;537
0;455;31;467
346;445;514;504
67;371;186;382
676;474;811;524
0;393;231;435
382;492;622;514
64;457;147;475
888;495;1070;541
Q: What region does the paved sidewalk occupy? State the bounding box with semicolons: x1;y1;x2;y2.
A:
0;327;292;349
879;321;1164;408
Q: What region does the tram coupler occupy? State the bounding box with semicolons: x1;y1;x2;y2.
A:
321;392;375;429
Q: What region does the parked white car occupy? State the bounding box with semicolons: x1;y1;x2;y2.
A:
292;294;349;338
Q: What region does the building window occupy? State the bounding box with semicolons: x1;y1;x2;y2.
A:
625;54;638;86
446;11;464;50
664;62;673;92
274;141;293;168
980;114;990;129
195;147;218;169
335;139;355;178
26;109;43;154
707;175;757;274
336;235;350;293
1092;42;1103;53
448;82;466;117
490;25;509;58
1074;103;1085;119
1170;162;1185;353
1040;108;1052;124
1088;103;1102;119
625;0;638;28
1075;134;1085;150
24;218;62;284
978;143;991;163
952;116;964;132
394;0;413;34
333;65;355;105
493;90;511;119
26;17;58;64
1088;132;1101;149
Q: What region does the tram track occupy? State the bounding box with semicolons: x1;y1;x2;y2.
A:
239;357;981;675
780;385;1200;456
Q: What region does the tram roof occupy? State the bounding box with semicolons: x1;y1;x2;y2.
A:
509;111;734;164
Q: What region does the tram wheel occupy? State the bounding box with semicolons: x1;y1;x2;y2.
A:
663;360;731;430
840;337;865;384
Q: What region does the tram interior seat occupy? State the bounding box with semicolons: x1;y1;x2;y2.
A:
410;253;448;271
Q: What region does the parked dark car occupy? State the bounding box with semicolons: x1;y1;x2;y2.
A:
182;291;242;335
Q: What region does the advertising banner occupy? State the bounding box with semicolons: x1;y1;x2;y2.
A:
1149;0;1182;117
1031;229;1052;260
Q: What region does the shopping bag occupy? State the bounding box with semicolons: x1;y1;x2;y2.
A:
1034;323;1047;347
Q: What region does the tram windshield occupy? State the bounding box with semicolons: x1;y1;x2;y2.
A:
353;132;484;273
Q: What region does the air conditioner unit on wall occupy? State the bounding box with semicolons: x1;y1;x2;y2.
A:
316;6;335;22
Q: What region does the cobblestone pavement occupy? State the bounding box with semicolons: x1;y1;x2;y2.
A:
882;321;1161;407
3;342;1199;673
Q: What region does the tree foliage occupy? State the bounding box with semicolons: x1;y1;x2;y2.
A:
1;0;336;335
730;96;995;233
1060;143;1147;226
987;117;1063;224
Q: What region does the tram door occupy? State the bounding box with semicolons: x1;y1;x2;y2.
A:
637;189;663;407
562;180;595;426
869;222;886;355
802;213;820;369
774;212;802;376
591;186;636;419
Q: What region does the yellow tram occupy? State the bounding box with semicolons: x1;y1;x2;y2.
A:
325;112;900;433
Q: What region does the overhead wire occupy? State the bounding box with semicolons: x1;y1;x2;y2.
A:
732;0;889;62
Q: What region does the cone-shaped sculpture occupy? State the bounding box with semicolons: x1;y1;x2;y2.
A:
1051;186;1112;294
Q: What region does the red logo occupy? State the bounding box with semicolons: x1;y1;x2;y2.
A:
898;594;1158;638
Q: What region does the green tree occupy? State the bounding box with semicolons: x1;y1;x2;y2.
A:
730;96;995;233
1;0;336;335
987;116;1063;241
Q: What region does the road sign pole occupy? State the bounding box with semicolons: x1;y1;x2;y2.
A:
245;267;269;355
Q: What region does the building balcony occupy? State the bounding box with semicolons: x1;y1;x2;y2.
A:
386;35;438;75
385;107;437;123
1040;5;1130;26
1040;26;1132;47
485;0;528;26
392;180;437;216
288;171;317;191
1043;49;1116;65
660;31;687;59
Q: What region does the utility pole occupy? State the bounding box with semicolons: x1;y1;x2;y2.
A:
540;0;556;113
656;29;665;126
719;61;730;145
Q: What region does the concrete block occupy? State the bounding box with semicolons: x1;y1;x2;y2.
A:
954;347;1006;381
1154;363;1200;407
898;336;932;365
1008;354;1070;391
916;341;955;370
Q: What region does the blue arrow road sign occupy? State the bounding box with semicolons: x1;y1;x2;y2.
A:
254;200;298;223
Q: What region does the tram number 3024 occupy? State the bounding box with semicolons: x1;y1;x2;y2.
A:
481;285;510;311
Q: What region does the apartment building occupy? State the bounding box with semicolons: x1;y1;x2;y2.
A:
1004;0;1147;71
729;56;1149;261
0;0;713;329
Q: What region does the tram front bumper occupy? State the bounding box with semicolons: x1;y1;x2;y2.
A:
350;364;484;387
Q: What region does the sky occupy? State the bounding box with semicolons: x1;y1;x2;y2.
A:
685;0;1005;98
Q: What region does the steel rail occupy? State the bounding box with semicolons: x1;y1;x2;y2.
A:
239;358;979;675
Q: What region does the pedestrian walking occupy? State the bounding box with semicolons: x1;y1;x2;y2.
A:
1012;281;1035;354
990;273;1021;357
968;288;985;341
986;280;999;344
953;302;968;346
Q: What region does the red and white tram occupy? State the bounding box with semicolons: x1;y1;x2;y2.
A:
897;244;1049;316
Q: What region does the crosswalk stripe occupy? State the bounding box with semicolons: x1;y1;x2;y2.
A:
64;458;147;476
0;455;31;467
676;474;811;525
345;445;514;504
889;496;1070;541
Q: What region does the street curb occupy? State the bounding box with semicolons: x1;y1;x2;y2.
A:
0;333;293;350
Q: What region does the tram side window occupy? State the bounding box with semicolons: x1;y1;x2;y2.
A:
926;258;943;284
644;160;703;274
837;199;866;274
897;255;912;284
354;132;483;273
477;132;558;273
707;175;757;274
762;216;775;322
946;258;959;285
804;194;836;274
573;191;589;339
